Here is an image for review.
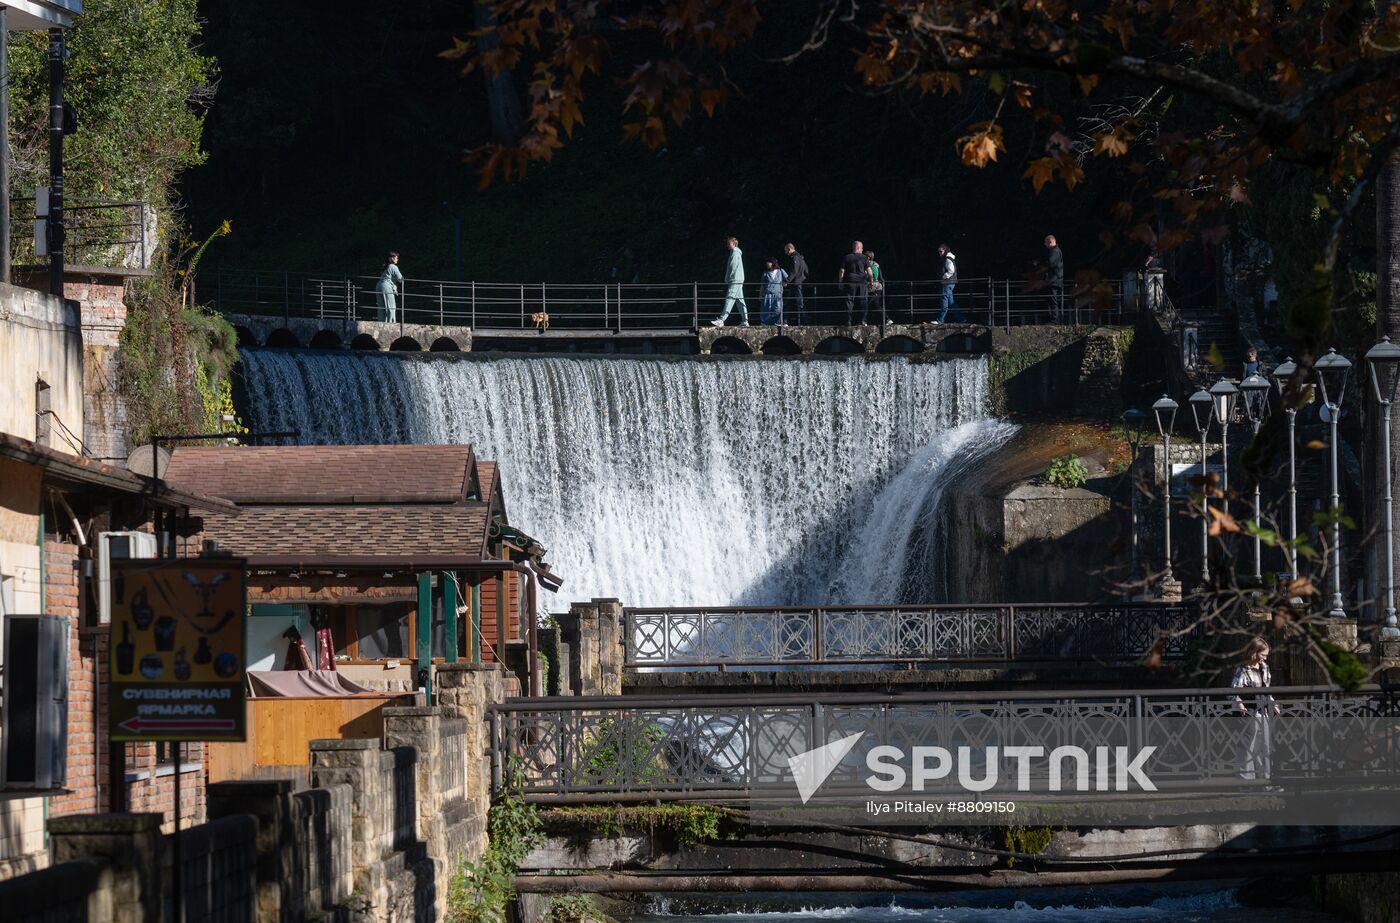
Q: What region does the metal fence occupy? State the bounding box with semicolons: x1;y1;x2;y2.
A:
9;196;152;270
210;268;1144;330
624;603;1198;668
490;686;1400;800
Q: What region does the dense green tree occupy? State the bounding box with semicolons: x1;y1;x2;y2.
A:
6;0;213;204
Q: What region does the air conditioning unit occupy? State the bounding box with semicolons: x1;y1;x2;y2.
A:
98;530;158;624
1;614;69;791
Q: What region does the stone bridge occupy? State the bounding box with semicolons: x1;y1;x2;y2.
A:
222;313;990;356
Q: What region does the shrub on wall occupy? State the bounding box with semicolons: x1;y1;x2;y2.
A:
1044;454;1088;490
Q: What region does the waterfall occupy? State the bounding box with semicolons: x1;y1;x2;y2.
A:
237;351;1014;607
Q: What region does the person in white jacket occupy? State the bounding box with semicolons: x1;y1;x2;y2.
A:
710;237;749;326
934;244;964;323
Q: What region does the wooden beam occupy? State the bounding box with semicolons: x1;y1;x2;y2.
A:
416;572;433;697
442;571;459;664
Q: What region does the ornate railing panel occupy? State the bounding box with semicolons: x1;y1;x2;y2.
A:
491;687;1400;800
625;604;1196;667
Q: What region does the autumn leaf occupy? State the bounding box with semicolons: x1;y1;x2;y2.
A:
1207;506;1240;536
1014;83;1034;108
959;125;1004;167
1076;73;1100;95
1024;157;1058;193
1093;129;1131;157
1286;575;1318;597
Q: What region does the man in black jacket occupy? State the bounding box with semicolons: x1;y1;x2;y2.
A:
783;243;809;325
1045;234;1065;321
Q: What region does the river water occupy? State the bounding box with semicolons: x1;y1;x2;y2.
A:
238;351;1014;607
621;885;1342;921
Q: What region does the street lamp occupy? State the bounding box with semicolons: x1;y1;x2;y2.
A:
1240;373;1273;581
1122;408;1150;585
1315;348;1352;619
1152;395;1180;594
1365;336;1400;638
1272;358;1311;579
1188;389;1215;583
1209;377;1240;515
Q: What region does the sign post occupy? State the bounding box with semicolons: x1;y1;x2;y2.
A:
108;557;246;922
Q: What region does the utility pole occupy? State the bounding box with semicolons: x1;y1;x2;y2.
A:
47;25;64;296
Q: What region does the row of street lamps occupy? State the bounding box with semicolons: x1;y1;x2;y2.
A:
1123;337;1400;639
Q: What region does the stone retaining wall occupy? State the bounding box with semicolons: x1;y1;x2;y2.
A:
0;662;508;923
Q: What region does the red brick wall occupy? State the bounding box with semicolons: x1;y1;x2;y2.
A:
42;540;207;831
43;541;99;818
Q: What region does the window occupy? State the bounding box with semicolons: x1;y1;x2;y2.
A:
354;603;412;660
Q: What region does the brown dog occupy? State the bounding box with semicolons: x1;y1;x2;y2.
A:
531;311;550;331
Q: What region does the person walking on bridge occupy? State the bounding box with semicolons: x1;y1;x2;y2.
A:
376;251;404;323
1232;637;1281;783
783;243;809;325
934;243;965;324
839;240;870;325
760;258;788;325
711;237;749;327
1044;234;1065;321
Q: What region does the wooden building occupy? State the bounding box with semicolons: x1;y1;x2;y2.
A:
163;444;558;696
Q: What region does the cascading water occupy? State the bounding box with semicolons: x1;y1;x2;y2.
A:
237;351;1015;607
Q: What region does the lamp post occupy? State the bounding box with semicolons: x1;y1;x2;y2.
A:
1240;373;1273;581
1272;358;1311;580
1152;395;1180;596
1189;389;1215;583
1365;337;1400;639
1122;408;1149;585
1209;377;1240;516
1315;348;1352;619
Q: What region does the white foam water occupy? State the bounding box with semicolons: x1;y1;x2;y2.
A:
237;351;1013;608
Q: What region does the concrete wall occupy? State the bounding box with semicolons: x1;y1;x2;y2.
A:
0;282;84;446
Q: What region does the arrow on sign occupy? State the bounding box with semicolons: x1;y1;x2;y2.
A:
118;717;237;734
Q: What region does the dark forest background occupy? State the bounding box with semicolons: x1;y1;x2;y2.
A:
183;1;1171;286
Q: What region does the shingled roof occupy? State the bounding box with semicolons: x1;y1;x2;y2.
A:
200;503;490;560
165;445;478;505
165;444;502;565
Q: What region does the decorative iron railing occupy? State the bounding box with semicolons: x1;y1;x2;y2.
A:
623;603;1198;668
490;687;1400;801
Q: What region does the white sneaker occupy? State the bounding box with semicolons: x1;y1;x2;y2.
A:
710;319;725;327
739;323;750;327
931;320;942;325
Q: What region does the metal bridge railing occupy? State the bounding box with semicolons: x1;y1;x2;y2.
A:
623;603;1198;668
10;196;152;270
490;686;1400;800
210;268;1144;330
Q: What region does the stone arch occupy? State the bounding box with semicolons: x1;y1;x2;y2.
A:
875;335;924;355
308;329;344;350
390;336;422;352
813;335;863;355
429;336;462;352
233;326;259;348
350;333;381;351
709;336;753;356
761;336;801;356
936;333;983;353
264;328;301;349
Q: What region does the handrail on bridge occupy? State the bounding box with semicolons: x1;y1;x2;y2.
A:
209;267;1156;330
488;684;1400;800
623;602;1199;668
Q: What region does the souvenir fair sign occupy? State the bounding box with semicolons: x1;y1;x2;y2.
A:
109;558;247;742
